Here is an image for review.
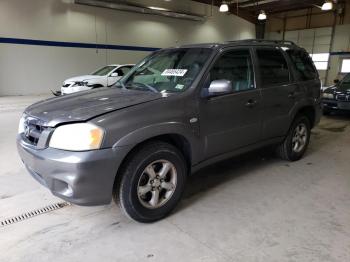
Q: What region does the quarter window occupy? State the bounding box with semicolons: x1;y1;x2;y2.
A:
286;49;318;81
210;49;254;92
256;48;290;87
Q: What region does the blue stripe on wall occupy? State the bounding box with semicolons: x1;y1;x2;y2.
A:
0;37;160;52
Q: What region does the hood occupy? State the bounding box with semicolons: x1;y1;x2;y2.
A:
25;88;164;127
64;75;105;83
324;83;350;94
323;85;337;93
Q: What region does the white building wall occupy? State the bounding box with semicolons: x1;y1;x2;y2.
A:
0;0;255;96
327;24;350;85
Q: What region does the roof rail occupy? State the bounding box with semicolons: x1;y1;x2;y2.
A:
227;39;296;46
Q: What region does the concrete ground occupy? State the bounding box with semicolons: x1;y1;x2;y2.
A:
0;95;349;262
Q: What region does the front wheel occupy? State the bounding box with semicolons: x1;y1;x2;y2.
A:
114;141;187;223
276;115;311;161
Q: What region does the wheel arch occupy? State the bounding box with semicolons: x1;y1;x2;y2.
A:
112;132;194;200
112;122;201;164
294;105;316;128
119;133;192;170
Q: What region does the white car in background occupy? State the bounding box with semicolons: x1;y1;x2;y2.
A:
60;64;134;95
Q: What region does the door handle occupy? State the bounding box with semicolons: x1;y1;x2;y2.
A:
245;99;257;108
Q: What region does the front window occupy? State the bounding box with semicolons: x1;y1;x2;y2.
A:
209;49;254;92
92;66;117;76
116;48;212;93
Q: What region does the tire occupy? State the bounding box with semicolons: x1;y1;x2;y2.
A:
114;141;187;223
276;115;311;161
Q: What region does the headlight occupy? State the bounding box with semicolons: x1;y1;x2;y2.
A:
322;93;334;99
18;115;25;134
49;123;104;151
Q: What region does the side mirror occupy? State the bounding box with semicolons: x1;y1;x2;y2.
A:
334;79;340;84
207;80;233;96
110;72;119;77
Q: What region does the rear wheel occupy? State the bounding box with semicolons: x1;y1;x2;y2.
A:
276;115;311;161
114;141;187;223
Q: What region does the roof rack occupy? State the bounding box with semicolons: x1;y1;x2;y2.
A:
226;39;296;46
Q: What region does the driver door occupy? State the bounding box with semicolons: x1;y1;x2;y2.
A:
199;48;262;159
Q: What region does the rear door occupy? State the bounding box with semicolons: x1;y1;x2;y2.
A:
199;47;262;159
255;47;300;139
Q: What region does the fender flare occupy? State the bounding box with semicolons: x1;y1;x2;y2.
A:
288;97;318;128
112;122;202;164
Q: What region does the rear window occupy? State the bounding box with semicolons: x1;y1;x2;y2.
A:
256;48;290;87
286;49;318;81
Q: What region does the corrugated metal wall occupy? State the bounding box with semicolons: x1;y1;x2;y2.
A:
266;24;350;86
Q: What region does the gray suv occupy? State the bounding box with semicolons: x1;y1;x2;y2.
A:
17;40;321;222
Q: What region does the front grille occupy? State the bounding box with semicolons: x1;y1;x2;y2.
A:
23;116;48;146
336;94;347;101
336;94;350;101
324;102;337;107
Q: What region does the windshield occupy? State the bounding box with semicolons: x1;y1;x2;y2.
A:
92;66;117;76
342;73;350;83
339;73;350;90
115;48;212;93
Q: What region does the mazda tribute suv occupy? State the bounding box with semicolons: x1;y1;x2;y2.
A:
17;40;321;222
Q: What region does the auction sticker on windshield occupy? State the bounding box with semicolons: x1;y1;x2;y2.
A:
161;69;188;77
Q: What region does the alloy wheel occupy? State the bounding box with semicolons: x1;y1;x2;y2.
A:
292;123;308;153
137;160;177;209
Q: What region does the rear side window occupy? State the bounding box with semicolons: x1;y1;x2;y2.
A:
256;48;290;87
286;49;318;81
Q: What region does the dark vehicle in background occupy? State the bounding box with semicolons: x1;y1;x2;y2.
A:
322;73;350;114
17;40;321;222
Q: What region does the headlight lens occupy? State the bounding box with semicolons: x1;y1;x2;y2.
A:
322;93;334;99
49;123;104;151
18;115;25;134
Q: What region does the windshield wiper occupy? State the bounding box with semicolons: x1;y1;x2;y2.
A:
126;82;159;93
